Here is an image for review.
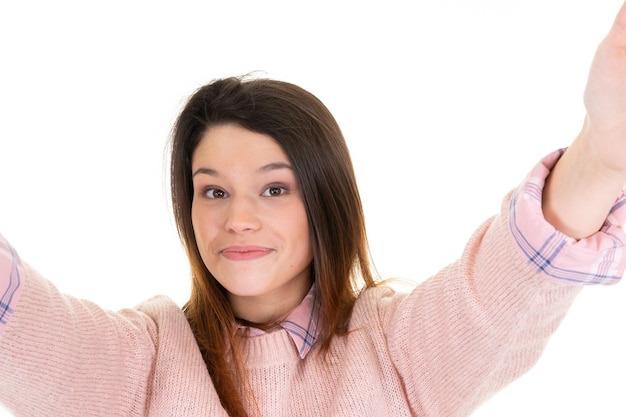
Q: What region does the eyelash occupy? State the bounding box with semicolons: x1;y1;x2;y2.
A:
201;184;289;199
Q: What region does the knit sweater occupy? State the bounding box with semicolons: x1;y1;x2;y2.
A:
0;151;624;416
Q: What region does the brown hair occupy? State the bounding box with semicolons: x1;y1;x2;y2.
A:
169;75;377;416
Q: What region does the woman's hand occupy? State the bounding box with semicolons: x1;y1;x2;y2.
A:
543;1;626;239
583;1;626;175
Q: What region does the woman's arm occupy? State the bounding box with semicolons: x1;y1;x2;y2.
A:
381;4;626;414
0;237;157;416
544;1;626;239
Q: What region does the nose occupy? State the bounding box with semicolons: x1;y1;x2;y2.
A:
224;195;261;233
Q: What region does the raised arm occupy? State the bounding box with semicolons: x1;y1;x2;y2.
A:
544;1;626;239
379;5;626;415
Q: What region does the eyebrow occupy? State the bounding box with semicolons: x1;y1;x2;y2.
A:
257;162;293;173
192;162;293;178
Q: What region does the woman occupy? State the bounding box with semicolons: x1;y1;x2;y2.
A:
1;3;626;416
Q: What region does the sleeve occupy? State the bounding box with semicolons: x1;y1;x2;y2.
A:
510;148;626;285
0;236;158;417
0;236;22;333
381;150;626;416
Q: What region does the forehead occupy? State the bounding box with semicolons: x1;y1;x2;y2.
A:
191;124;289;169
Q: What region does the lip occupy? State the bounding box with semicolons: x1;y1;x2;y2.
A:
220;245;273;261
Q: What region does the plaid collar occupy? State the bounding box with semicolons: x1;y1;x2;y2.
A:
239;284;321;359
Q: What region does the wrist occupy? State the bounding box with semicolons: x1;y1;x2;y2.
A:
542;124;625;239
582;115;626;183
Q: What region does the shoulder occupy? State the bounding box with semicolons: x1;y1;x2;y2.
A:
133;295;189;333
351;284;412;326
135;294;184;317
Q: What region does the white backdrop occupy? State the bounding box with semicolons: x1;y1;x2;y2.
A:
1;0;625;415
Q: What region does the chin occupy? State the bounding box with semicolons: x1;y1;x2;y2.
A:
222;280;274;298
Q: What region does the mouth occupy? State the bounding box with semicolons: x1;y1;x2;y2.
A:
220;246;273;261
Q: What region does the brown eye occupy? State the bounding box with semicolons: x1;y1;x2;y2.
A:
205;188;228;199
262;186;287;197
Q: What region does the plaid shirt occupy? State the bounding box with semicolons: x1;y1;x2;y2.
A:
510;149;626;284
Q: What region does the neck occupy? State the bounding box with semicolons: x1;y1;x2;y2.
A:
229;277;313;324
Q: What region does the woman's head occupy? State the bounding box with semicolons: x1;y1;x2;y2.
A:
190;123;314;324
169;75;375;415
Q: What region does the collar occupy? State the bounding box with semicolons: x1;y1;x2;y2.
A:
238;284;321;359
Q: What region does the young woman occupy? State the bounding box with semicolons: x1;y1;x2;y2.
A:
2;3;626;416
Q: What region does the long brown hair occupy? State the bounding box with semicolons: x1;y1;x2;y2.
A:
169;75;377;416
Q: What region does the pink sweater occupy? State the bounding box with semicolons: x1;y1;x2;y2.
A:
0;151;624;416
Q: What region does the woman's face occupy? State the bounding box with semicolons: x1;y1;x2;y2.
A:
191;124;313;323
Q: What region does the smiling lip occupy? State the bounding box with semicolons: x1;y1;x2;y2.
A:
220;246;273;261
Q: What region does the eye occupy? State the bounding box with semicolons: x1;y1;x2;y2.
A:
262;185;287;197
204;188;229;199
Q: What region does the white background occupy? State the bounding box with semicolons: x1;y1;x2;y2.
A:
1;0;625;415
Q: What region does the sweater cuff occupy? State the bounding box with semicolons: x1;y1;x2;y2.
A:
0;235;23;334
508;149;626;285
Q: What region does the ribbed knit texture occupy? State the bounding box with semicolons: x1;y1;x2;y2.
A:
0;195;583;416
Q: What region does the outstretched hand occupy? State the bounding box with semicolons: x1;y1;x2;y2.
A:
543;1;626;239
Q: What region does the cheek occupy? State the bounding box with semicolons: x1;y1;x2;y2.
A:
191;204;212;249
191;207;220;272
286;205;312;252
